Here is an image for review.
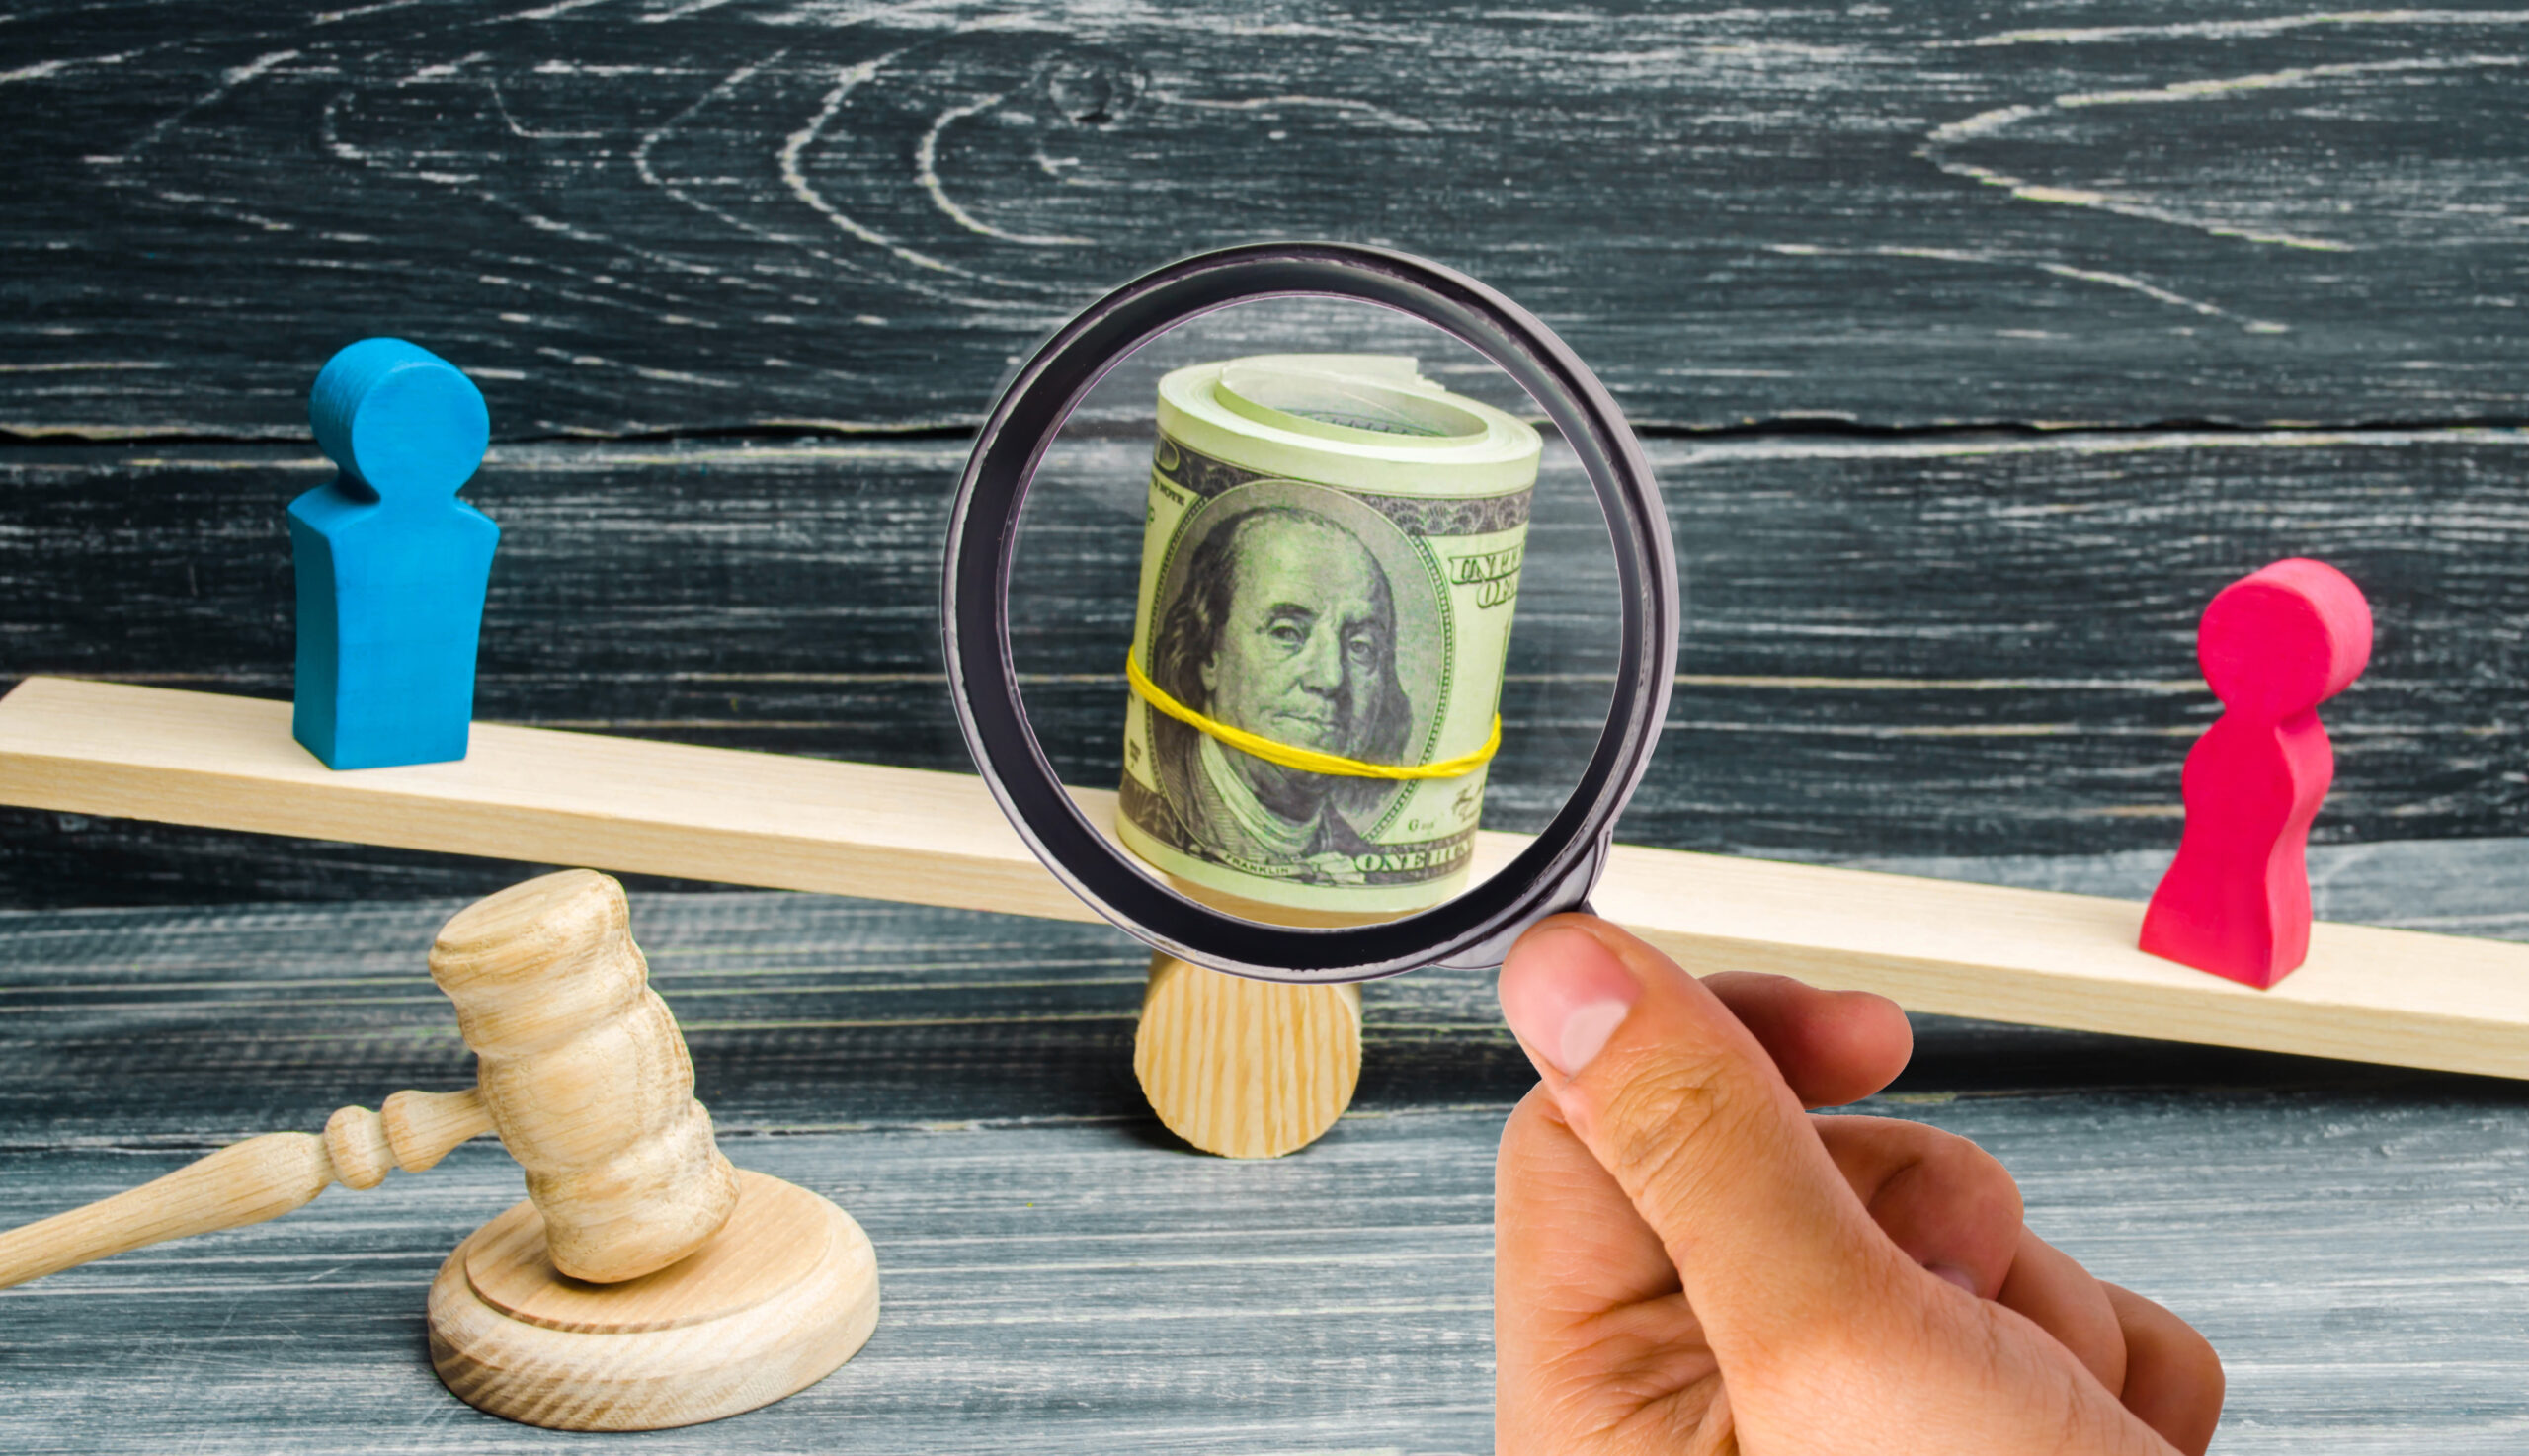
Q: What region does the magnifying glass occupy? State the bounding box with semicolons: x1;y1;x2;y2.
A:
943;243;1677;983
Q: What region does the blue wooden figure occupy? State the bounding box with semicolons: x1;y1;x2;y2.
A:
289;338;499;769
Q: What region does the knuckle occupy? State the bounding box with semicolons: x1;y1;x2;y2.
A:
1885;1124;2025;1225
1932;1127;2024;1210
1494;1086;1571;1182
1586;1048;1760;1200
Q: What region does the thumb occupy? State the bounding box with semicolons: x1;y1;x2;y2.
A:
1498;915;1914;1366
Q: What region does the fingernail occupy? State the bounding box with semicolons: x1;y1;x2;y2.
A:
1500;925;1642;1077
1927;1262;1979;1295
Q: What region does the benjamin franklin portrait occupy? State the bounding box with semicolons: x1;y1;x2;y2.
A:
1144;498;1419;876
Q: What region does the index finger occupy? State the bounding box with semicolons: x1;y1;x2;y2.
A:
1702;971;1913;1109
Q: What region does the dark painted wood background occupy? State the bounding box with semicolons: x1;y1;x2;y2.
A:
6;0;2526;905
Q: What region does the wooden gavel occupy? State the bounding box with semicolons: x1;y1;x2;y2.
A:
0;869;876;1430
0;868;736;1288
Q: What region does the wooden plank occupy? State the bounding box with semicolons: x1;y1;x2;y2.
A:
0;677;1106;929
6;427;2526;906
4;3;2525;435
6;676;2528;1081
0;893;2522;1452
1593;845;2529;1083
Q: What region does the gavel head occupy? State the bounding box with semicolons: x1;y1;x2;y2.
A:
429;870;739;1283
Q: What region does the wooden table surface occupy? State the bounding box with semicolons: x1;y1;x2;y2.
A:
0;838;2524;1453
4;1;2526;1449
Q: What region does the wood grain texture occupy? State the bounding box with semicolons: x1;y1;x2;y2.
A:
2;2;2524;437
426;869;740;1282
0;1088;488;1289
1133;953;1362;1159
9;677;2529;1081
0;889;2521;1452
431;1169;879;1430
4;8;2521;1437
5;427;2526;906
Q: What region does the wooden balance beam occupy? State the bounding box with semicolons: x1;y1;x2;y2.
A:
3;675;2525;1081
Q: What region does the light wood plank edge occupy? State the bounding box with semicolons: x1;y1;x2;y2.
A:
0;676;1105;927
4;677;2525;1079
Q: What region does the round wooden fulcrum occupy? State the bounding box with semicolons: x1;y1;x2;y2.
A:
428;1169;877;1430
1135;951;1362;1159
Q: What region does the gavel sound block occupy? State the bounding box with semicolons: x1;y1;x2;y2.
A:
0;870;877;1431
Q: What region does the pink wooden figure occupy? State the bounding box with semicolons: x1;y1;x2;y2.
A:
2140;559;2373;988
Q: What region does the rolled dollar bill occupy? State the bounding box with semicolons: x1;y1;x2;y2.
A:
1116;354;1541;915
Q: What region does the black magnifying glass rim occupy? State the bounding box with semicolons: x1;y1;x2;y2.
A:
943;242;1677;983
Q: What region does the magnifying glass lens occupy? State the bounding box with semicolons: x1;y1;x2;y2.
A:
1009;297;1621;932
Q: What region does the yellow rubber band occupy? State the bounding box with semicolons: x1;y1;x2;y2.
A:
1126;656;1501;781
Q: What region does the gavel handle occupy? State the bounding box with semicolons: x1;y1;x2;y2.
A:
0;1088;492;1290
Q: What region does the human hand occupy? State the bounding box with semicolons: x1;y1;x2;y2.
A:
1494;915;2224;1455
